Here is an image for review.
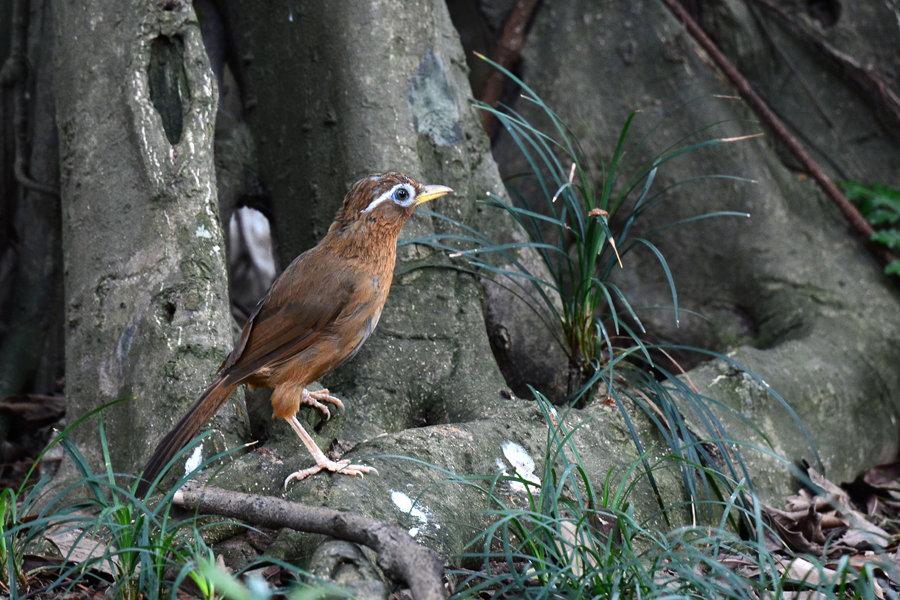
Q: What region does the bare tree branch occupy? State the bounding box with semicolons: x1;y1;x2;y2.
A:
173;483;447;599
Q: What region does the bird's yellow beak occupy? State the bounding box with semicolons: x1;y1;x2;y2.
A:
416;184;454;205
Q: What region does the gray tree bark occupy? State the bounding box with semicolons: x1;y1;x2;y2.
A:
53;0;239;477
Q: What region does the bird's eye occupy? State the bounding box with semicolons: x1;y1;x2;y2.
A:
394;187;410;202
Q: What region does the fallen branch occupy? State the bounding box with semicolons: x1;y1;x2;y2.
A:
173;483;446;600
660;0;897;269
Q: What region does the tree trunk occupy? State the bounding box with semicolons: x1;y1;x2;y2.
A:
52;0;238;477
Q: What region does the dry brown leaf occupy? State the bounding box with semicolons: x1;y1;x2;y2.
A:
780;556;884;599
44;527;116;576
761;503;823;554
806;467;852;506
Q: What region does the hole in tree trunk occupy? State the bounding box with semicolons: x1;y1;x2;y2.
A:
148;35;187;144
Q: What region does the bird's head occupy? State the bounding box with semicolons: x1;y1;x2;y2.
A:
331;172;454;233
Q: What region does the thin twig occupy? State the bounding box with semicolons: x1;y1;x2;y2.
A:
659;0;896;268
173;483;446;599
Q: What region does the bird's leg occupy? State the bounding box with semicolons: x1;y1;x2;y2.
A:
283;415;377;488
299;388;345;421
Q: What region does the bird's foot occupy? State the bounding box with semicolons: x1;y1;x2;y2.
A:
283;458;378;489
300;388;345;420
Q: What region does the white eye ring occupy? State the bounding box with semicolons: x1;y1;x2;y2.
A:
361;183;417;213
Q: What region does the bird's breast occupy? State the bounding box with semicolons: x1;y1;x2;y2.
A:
332;266;391;355
336;308;382;369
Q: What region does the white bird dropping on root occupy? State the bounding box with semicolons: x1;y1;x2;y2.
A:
184;445;203;475
501;440;541;493
391;490;430;537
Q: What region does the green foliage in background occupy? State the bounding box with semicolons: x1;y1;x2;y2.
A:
843;181;900;275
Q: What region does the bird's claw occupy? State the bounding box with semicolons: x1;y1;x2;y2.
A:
300;388;345;421
283;459;378;489
337;462;378;477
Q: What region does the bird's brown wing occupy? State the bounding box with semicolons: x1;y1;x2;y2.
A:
139;248;355;497
219;247;356;384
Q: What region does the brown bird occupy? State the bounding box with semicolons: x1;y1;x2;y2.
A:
136;172;453;497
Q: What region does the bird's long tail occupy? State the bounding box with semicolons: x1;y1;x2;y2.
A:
136;377;236;498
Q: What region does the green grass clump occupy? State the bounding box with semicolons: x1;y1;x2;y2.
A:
450;394;890;599
0;404;225;598
450;56;756;401
842;181;900;275
0;401;332;598
0;487;28;594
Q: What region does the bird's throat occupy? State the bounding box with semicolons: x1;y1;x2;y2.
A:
324;219;403;266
